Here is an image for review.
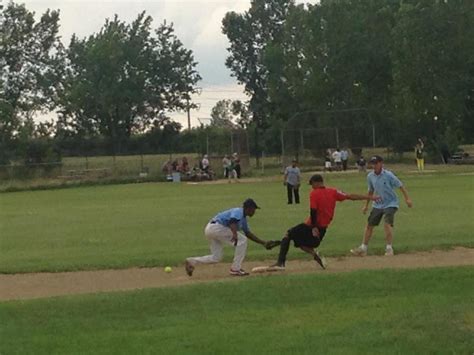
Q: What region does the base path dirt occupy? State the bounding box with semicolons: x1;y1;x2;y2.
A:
1;247;473;301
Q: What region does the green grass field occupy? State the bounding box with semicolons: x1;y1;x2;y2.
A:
1;267;472;354
1;166;473;273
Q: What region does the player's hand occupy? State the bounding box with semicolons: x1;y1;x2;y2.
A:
362;205;368;214
406;198;413;208
265;240;281;250
231;235;238;246
312;227;320;238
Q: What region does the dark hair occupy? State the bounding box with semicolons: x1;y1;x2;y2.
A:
309;174;324;184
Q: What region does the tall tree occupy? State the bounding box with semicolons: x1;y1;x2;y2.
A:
391;0;474;154
0;1;64;163
60;13;200;153
209;99;250;128
222;0;294;164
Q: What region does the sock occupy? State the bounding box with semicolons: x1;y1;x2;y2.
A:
360;244;368;251
386;244;393;250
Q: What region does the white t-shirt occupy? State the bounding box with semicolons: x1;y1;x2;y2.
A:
332;151;342;163
202;158;209;169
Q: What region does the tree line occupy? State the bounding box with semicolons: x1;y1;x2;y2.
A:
222;0;474;161
1;0;473;165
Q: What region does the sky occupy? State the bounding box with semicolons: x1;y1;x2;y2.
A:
20;0;315;127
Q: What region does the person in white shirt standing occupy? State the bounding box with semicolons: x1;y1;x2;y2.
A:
332;148;342;171
284;159;301;204
201;154;210;173
341;148;349;171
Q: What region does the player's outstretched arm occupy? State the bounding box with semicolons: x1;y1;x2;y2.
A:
346;192;380;202
245;231;269;247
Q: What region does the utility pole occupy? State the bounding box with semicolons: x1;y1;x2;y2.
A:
186;98;191;130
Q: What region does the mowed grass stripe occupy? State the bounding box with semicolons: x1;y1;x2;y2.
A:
0;267;472;354
0;172;473;273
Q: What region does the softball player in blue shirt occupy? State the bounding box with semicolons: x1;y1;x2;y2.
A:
351;155;413;256
185;199;279;276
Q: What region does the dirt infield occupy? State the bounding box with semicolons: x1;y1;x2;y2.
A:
1;247;472;301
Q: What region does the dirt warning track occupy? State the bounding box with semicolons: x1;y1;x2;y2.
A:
1;247;472;301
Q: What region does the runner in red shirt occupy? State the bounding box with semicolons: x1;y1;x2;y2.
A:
270;174;380;269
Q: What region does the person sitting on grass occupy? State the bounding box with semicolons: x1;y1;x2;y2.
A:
269;174;380;270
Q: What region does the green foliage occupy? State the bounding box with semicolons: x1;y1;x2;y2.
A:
223;0;474;155
59;12;200;151
391;0;474;152
0;2;64;163
223;0;294;160
1;267;472;354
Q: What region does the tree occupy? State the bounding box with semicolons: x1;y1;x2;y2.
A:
0;1;64;163
222;0;294;165
210;99;235;128
60;12;201;154
210;99;250;128
391;0;474;155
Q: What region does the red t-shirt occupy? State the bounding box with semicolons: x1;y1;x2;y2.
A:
305;187;348;227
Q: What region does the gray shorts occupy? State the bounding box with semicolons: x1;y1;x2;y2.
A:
368;207;398;226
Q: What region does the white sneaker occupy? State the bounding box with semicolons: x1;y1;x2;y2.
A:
314;252;328;269
350;246;367;257
384;248;394;256
229;269;250;276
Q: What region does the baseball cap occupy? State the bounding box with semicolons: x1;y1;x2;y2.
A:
309;174;324;184
369;155;383;164
243;198;260;209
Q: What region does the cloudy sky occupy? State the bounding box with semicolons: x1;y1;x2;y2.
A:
21;0;313;127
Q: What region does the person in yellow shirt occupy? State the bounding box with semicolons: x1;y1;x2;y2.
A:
415;138;425;171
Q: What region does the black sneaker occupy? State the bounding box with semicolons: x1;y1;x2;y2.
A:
185;260;195;276
314;252;327;270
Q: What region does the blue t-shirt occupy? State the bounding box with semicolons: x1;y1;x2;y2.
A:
367;169;403;209
212;207;250;234
285;166;301;186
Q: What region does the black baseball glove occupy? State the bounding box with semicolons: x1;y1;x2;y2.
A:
265;240;282;250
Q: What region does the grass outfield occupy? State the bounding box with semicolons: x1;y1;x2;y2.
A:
0;267;472;354
1;168;473;273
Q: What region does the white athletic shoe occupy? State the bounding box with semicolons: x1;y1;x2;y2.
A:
229;269;250;276
314;252;327;269
350;246;367;257
384;248;394;256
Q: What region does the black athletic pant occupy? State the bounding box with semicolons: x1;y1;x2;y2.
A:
342;159;348;171
277;224;326;266
287;183;300;204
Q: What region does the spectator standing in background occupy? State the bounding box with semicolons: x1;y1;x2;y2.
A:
222;155;231;178
233;153;241;178
415;138;425;172
201;154;210;173
357;156;367;172
332;148;342;171
284;159;301;204
341;148;349;171
324;151;332;172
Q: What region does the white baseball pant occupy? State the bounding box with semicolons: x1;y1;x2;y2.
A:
186;222;248;271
